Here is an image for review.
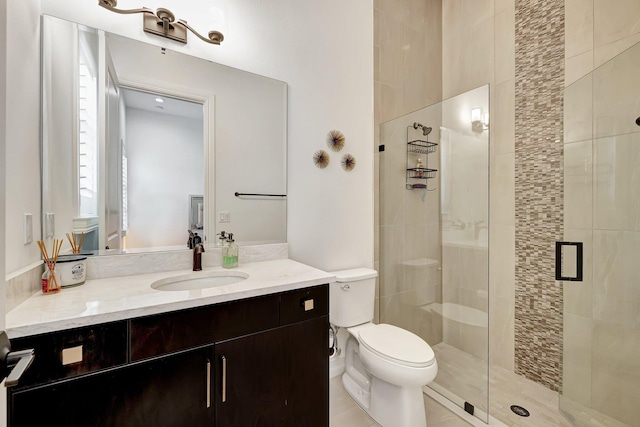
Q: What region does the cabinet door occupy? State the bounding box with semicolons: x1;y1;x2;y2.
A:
9;347;214;427
215;316;328;427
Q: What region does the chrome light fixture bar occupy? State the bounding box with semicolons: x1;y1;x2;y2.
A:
98;0;224;45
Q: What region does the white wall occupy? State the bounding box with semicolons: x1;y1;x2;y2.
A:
125;108;203;248
40;0;374;271
1;0;8;326
41;18;79;254
5;0;41;275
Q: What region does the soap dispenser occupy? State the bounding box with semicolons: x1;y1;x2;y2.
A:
222;233;238;268
217;231;227;247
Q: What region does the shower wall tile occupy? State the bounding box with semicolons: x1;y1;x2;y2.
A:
593;0;640;48
564;74;593;143
495;0;512;14
379;83;405;123
565;50;594;87
380;225;405;297
490;225;515;299
594;134;640;231
564;141;593;229
591;320;640;426
490;294;515;372
592;230;640;329
495;8;515;85
491;152;515;227
493;80;515;155
565;0;594;59
379;127;405;226
460;19;495;98
592;44;640;138
562;228;592;319
514;0;564;392
378;13;404;86
593;33;640;69
460;0;494;27
562;313;592;407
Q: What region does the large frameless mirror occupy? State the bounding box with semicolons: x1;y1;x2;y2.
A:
41;15;287;255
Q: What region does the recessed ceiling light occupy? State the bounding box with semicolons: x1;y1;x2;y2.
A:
155;97;164;103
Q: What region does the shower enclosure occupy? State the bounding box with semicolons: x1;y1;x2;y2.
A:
560;41;640;427
379;85;489;423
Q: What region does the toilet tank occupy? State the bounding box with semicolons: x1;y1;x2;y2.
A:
329;268;378;327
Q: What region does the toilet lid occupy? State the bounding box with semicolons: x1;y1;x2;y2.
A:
358;324;435;368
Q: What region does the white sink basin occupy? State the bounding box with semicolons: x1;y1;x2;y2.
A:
151;271;249;291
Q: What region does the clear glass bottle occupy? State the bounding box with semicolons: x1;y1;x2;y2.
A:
222;233;238;268
217;231;227;247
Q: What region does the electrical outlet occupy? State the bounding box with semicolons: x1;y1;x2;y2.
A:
23;213;33;245
218;211;230;223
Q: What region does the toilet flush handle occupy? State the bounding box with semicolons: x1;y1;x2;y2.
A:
341;284;350;290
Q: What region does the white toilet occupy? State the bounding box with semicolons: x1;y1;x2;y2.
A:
330;268;437;427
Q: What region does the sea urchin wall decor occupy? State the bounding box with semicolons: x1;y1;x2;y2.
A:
326;130;346;152
313;149;330;169
341;153;356;171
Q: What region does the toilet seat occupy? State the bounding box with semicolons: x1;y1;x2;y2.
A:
358;323;435;368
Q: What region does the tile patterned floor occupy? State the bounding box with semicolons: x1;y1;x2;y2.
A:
434;342;573;427
329;376;472;427
331;343;629;426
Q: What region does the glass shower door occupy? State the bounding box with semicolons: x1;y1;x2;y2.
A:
561;41;640;427
379;85;489;422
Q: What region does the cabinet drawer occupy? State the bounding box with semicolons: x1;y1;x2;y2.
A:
279;284;328;325
130;294;280;361
9;321;127;389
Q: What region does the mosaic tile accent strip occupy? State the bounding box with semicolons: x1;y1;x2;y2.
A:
514;0;564;392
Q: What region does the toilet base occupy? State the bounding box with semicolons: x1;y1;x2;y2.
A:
342;373;428;427
369;377;427;427
341;337;428;427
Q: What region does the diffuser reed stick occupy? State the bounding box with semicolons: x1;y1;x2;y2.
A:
37;239;63;293
66;232;86;254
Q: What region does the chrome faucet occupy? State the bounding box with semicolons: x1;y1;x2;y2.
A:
193;241;205;271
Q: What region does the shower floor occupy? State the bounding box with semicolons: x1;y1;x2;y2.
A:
433;342;574;427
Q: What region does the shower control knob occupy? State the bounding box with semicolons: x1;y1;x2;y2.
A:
341;284;350;291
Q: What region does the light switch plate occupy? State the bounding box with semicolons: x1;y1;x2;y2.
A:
23;213;33;245
218;211;230;223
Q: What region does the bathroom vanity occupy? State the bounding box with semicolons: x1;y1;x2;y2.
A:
5;259;332;427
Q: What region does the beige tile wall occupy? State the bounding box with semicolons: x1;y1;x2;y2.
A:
563;4;640;424
376;0;640;402
442;0;516;375
374;0;442;322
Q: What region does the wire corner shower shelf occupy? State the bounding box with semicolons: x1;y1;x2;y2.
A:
406;124;438;190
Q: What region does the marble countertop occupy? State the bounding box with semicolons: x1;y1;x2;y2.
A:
6;259;335;338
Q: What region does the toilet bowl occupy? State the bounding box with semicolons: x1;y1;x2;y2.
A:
329;268;438;427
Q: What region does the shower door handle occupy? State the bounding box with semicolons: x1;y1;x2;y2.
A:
555;241;583;281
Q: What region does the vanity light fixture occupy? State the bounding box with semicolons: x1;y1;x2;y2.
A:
471;107;489;133
98;0;225;45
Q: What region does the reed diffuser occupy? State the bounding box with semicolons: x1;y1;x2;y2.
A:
37;239;63;294
66;232;86;254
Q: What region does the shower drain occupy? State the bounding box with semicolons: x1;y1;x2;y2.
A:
510;405;530;417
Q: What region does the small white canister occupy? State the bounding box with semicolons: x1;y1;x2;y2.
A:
55;255;87;288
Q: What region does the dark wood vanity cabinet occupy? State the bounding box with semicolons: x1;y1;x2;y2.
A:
10;346;214;427
215;316;329;427
7;284;329;427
